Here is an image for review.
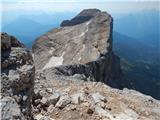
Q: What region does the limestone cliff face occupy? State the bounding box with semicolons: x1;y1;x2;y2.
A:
32;9;131;89
1;33;35;119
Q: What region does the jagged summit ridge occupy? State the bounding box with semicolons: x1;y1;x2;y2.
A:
33;9;113;69
61;9;101;27
60;9;112;27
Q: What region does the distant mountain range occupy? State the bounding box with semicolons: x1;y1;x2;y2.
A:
112;11;160;99
113;31;159;63
114;10;160;47
2;12;76;48
2;18;59;48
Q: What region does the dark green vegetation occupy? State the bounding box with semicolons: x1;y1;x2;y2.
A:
121;59;160;99
113;32;160;100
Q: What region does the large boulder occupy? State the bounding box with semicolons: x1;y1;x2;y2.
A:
1;33;35;119
32;9;131;89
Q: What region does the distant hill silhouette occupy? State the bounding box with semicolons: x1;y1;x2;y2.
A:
2;18;59;48
113;31;159;63
113;31;160;99
114;10;160;46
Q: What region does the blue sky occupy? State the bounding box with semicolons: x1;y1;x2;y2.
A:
1;0;159;13
3;0;148;3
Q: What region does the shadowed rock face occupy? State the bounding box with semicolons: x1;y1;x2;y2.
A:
32;9;131;89
60;9;101;27
1;33;35;119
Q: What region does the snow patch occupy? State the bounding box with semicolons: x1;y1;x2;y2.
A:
32;53;34;59
73;20;91;40
49;50;53;54
49;48;55;54
78;57;81;61
85;20;91;33
86;20;91;26
82;44;85;49
43;52;65;70
79;32;85;37
77;44;85;61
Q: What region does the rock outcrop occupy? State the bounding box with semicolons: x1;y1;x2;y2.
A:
32;73;160;120
32;9;131;89
1;33;35;119
32;9;160;119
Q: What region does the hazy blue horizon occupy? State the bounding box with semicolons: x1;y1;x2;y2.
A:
1;1;159;49
1;1;159;24
2;10;159;37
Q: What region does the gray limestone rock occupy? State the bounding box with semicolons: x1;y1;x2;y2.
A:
32;9;131;89
32;9;113;70
1;97;24;120
55;95;71;109
91;92;106;104
71;93;85;104
48;93;61;105
1;33;35;119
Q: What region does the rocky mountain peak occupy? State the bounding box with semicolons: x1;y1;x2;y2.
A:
33;9;113;69
77;8;101;16
32;9;130;89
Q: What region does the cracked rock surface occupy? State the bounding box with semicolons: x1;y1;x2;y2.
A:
1;32;35;120
33;74;160;120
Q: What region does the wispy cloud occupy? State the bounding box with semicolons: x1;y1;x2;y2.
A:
3;0;159;3
1;1;159;14
17;0;77;3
